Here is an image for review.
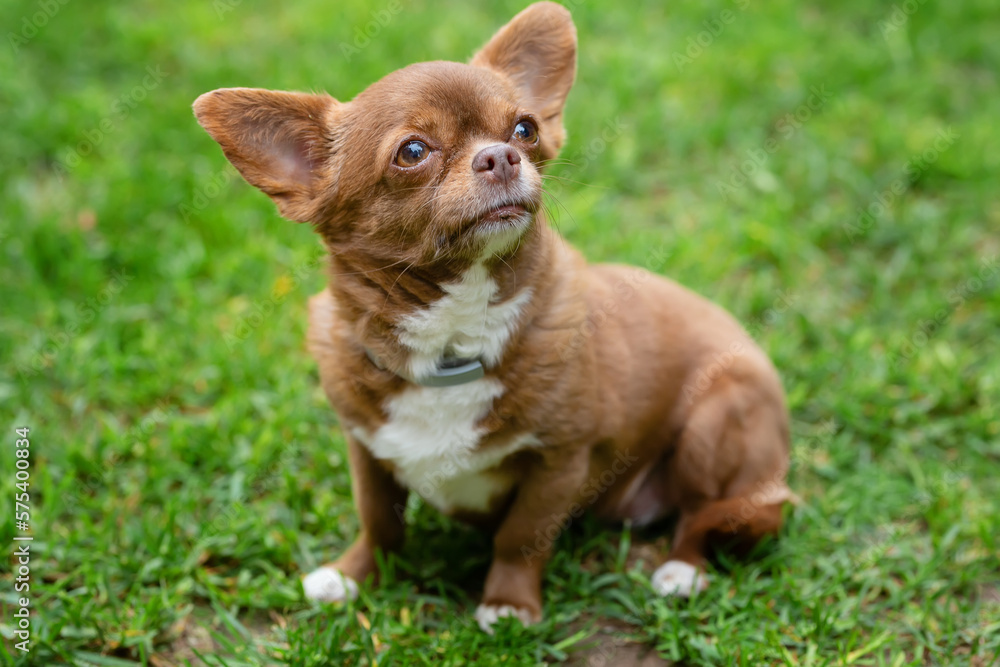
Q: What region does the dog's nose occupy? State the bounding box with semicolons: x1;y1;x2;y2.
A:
472;144;521;185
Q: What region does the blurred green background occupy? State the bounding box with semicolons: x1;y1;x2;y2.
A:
1;0;998;664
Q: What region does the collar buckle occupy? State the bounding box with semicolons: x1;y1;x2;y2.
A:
364;348;485;387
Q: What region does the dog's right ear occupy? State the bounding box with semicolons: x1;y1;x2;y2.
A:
471;2;577;162
193;88;340;222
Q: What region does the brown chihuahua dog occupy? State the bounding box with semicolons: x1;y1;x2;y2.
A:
194;2;793;633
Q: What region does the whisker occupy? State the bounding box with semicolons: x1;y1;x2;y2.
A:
538;157;579;169
327;256;412;278
541;174;606;190
540;188;577;232
379;259;418;316
390;183;441;195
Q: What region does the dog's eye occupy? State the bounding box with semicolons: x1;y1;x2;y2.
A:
395;140;430;167
512;120;538;144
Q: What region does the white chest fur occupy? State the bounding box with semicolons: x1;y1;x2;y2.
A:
354;263;537;513
397;262;532;379
353;380;538;513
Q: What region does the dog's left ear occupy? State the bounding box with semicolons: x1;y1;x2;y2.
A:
472;2;577;161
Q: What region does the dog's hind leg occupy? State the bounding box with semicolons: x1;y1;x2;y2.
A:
650;373;793;597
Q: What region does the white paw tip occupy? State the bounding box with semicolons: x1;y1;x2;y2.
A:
474;603;535;634
302;567;358;602
651;560;709;598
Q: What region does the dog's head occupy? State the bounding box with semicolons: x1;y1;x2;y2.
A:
193;2;576;265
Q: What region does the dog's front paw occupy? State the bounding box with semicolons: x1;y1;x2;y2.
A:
651;560;709;598
302;566;359;603
474;603;538;634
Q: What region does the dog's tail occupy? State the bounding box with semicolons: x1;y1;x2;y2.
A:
672;488;799;562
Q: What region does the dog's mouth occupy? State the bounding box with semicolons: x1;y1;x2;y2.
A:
470;199;537;232
479;202;530;224
440;198;539;256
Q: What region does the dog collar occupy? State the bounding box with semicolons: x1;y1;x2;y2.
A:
364;348;485;387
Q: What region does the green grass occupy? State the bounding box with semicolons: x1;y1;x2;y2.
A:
1;0;998;664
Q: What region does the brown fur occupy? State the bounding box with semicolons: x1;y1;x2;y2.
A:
194;2;793;628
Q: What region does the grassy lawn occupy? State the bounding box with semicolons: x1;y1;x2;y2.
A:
2;0;998;664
